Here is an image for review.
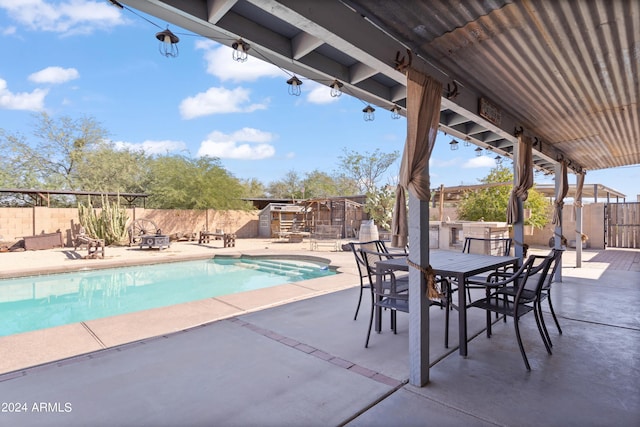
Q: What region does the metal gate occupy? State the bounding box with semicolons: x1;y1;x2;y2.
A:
606;202;640;248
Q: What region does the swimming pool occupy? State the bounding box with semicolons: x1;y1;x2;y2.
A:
0;256;335;337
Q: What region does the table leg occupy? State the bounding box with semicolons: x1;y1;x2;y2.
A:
458;272;468;357
375;267;382;333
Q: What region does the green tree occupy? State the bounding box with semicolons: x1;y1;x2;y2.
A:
302;169;359;198
336;148;399;194
1;112;109;190
457;166;550;228
365;185;396;231
144;155;250;209
335;148;399;227
266;170;303;199
75;144;150;194
240;178;267;198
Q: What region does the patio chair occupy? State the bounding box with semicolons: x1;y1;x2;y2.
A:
526;248;564;347
358;244;449;348
478;248;564;346
458;237;514;302
348;240;404;321
469;252;554;370
73;225;105;259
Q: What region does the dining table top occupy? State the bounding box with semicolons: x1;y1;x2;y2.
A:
377;250;518;277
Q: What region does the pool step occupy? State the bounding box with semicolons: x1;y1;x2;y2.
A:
239;258;320;272
233;262;303;277
233;259;326;277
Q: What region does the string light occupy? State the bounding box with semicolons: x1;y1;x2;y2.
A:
155;27;179;57
286;76;303;96
329;79;343;97
363;105;375;121
449;139;459;150
390;105;401;119
231;39;250;62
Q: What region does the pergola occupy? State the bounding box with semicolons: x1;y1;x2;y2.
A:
432;182;626;203
0;188;148;207
117;0;639;386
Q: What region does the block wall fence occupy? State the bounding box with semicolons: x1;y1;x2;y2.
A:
0;207;259;246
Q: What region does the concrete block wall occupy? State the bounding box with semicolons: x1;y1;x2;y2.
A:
0;207;259;246
525;203;604;249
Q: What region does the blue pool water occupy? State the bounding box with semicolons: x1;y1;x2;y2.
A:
0;256;335;337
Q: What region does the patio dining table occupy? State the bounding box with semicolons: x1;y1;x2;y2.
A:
375;250;518;357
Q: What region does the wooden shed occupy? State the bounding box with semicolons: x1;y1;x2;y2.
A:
304;197;364;238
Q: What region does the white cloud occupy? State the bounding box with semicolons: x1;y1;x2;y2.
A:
28;66;79;84
112;139;187;155
179;86;268;119
306;81;339;105
197;128;276;160
430;157;461;168
195;41;282;82
463;155;496;168
1;26;16;35
0;0;125;35
0;78;47;110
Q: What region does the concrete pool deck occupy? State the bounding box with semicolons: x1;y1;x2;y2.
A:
1;240;639;426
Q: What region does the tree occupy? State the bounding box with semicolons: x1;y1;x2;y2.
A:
75;144;150;194
457;166;550;228
240;178;267;198
266;170;303;199
336;148;399;194
364;184;396;231
302;169;360;198
144;155;251;210
1;112;109;190
335;148;400;228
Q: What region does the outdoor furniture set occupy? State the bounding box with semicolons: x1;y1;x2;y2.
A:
353;237;564;370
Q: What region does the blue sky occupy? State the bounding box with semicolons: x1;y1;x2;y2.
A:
0;0;637;199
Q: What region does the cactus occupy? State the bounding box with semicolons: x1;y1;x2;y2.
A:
78;195;129;245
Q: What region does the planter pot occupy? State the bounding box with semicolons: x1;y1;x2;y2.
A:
523;225;534;236
568;239;588;249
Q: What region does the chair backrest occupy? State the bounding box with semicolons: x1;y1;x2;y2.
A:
358;244;409;300
520;248;563;292
348;240;388;281
541;248;564;290
516;253;554;302
463;237;512;257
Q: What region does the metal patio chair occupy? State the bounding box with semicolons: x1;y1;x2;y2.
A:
469;252;554;370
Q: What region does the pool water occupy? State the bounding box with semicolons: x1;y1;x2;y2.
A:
0;257;335;337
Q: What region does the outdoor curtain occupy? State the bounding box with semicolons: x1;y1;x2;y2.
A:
572;170;585;220
391;68;442;248
506;134;534;224
553;160;569;225
390;68;442;299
